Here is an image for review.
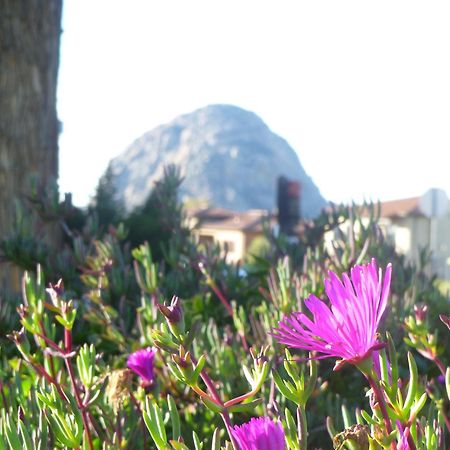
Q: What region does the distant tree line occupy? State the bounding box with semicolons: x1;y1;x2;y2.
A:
72;163;189;262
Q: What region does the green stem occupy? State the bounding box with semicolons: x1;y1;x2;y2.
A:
406;430;417;450
64;328;94;450
210;281;234;317
224;386;259;408
433;356;447;377
38;320;57;379
298;405;308;450
198;263;234;317
31;361;67;400
191;355;240;449
366;374;396;450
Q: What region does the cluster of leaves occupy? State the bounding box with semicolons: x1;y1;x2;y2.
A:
0;169;449;449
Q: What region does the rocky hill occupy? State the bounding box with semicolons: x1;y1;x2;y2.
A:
110;104;327;218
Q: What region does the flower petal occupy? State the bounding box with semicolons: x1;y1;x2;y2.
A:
272;260;392;368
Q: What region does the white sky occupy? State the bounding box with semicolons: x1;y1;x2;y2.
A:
58;1;450;208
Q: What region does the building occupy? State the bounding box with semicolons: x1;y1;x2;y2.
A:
188;189;450;280
187;207;273;263
371;189;450;280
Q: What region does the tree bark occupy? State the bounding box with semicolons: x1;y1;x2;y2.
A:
0;0;62;290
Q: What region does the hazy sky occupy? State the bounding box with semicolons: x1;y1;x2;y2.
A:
58;1;450;207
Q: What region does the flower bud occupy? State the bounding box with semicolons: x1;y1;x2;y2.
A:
158;296;183;323
158;296;185;338
7;328;31;357
16;304;28;319
414;304;428;324
172;346;191;368
46;279;64;306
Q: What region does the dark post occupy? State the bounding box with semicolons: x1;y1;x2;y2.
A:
277;176;301;235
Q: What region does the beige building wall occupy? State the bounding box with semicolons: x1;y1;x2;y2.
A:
196;227;246;263
326;212;450;280
381;217;429;259
431;217;450;280
380;215;450;280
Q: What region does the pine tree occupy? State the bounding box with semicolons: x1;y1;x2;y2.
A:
90;163;125;229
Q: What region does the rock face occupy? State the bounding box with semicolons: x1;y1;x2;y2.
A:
111;104;327;218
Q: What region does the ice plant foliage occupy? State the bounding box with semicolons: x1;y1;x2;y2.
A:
127;347;156;383
5;190;450;450
273;259;392;369
231;417;286;450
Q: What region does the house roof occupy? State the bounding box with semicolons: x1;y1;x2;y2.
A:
187;207;236;221
378;197;423;218
187;207;273;232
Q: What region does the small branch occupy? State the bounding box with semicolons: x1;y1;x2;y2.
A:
405;427;417;450
298;405;308;450
87;411;106;442
239;332;249;352
366;374;396;450
209;282;234;317
198;263;234;317
38;320;58;379
64;328;94;450
433;356;447;377
224;386;258;408
191;355;240;450
191;385;223;407
29;361;67;401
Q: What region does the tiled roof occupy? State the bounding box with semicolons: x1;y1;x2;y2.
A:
188;207;273;232
186;207;236;221
378;197;423;218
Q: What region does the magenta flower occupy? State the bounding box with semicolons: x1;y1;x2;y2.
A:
272;259;392;370
231;417;286;450
127;347;156;383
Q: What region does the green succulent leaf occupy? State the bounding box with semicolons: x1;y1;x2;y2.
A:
3;412;22;450
210;427;221;450
403;352;418;413
143;398;167;450
167;395;180;441
227;397;263;413
193;431;203;450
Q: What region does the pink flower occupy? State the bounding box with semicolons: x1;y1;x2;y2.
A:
272;259;392;370
231;417;285;450
127;347;156;383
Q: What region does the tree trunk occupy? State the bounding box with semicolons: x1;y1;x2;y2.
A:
0;0;62;290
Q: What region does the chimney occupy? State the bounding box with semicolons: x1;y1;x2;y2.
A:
277;176;301;235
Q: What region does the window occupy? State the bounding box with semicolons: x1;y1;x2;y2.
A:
199;235;214;245
222;240;235;252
